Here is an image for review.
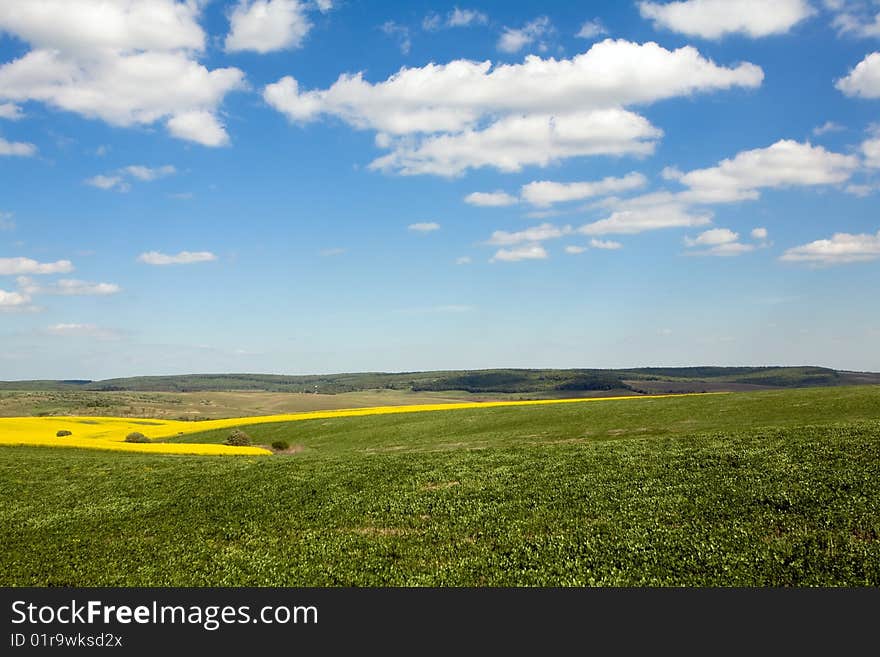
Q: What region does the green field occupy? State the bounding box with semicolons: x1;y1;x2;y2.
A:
2;386;879;586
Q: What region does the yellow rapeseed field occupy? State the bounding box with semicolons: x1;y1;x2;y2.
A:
0;393;708;455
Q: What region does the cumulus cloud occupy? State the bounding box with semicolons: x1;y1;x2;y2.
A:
490;244;548;262
781;229;880;264
751;227;769;240
576;19;608;39
0;103;23;120
836;52;880;98
137;250;217;265
464;191;519;207
424;8;488;31
862;132;880;167
0;136;37;156
123;164;176;181
0;257;73;275
408;222;440;232
225;0;311;53
521;172;647;207
638;0;815;39
498;16;554;53
0;0;245;146
16;276;121;296
264;38;762;176
564;245;587;254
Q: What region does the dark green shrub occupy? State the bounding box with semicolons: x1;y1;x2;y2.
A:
224;429;252;446
271;440;289;451
56;430;72;437
124;432;151;443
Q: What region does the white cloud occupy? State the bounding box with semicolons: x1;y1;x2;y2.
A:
781;229;880;264
425;8;488;30
564;245;587;254
487;222;570;246
455;256;472;264
137;250;217;265
498;16;554;53
0;212;14;231
408;222;440;232
490;244;548;262
166;111;230;147
576;19;608;39
861;131;880;167
580;205;712;235
225;0;311;53
684;227;739;246
829;3;880;38
86;174;128;192
590;238;623;249
751;227;769;240
315;0;333;12
836;52;880;98
123;164;176;181
45;323;122;340
812;120;844;136
0;1;245;146
0;289;31;310
264;39;762;176
381;21;411;55
675;139;859;203
370;110;661;176
86;164;175;191
464;191;519;206
0;257;73;275
683;227;756;256
844;183;878;196
0;103;23;120
0;136;37;156
16;276;121;296
638;0;815;39
521;172;647;207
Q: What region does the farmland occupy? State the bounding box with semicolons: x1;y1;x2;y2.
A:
1;385;878;586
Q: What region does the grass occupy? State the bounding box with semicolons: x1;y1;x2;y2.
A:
0;386;878;586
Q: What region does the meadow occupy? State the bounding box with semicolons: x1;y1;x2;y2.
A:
0;386;878;586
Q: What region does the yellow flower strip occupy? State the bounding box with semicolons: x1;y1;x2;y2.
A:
0;392;717;455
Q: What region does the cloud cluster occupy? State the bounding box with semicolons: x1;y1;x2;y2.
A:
638;0;815;39
683;226;768;256
264;39;763;175
0;136;36;156
0;0;245;146
497;16;554;54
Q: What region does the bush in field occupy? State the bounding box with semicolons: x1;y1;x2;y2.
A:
271;440;289;451
56;430;72;437
225;429;252;446
124;432;151;443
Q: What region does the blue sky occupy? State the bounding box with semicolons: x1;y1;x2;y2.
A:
1;0;879;379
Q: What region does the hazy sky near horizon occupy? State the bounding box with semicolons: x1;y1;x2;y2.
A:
1;0;879;380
